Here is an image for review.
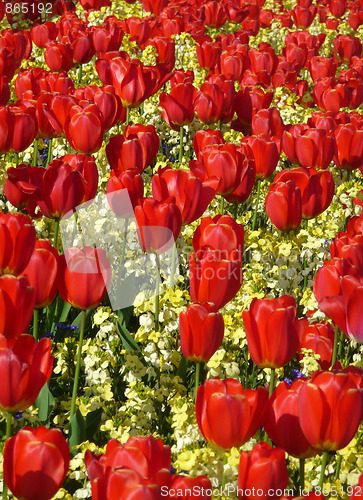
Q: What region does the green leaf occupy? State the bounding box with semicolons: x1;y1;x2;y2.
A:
115;321;147;367
115;305;133;328
58;299;72;322
85;408;103;441
71;309;94;331
35;384;55;422
176;355;189;382
68;409;86;456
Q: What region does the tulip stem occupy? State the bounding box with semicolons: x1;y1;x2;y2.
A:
78;64;83;83
234;204;238;220
126;107;130;126
33;308;39;342
303;219;308;288
179;126;184;164
299;458;305;491
155;255;160;332
53;218;60;250
220;196;224;215
269;368;276;397
69;309;86;422
32;138;38;166
120;218;129;271
318;451;329;488
331;325;339;369
15;152;19;167
170;244;177;288
337;330;345;359
46;138;53;166
252;179;261;231
2;412;12;500
334;454;342;481
194;362;201;401
221;452;228;489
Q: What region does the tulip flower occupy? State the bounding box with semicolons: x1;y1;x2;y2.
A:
234;86;274;130
107;170;144;219
4;426;70;500
297;319;335;370
299;370;361;451
273;167;335;219
0;212;36;276
62;154;98;204
124;124;160;168
196;378;268;450
3;165;43;212
170;476;212;499
196;40;221;71
44;42;74;72
142;0;168;15
22;239;59;310
294;128;335;170
189;250;243;311
193;129;224;162
179;304;224;362
220;50;245;81
313;257;360;304
242;295;300;369
159;83;196;131
265;180;302;232
30;21;57;48
333;34;362;61
193;82;224;125
152;167;218;225
238;442;289;500
148;36;175;72
92;22;123;54
347;215;363;237
65;103;104;154
334;123;363;170
329;233;363;273
192;214;244;261
291;5;317;28
243;135;280;179
264;379;320;459
224;155;256;205
313;78;349;113
251;107;285;140
309;56;337;81
0;334;53;412
249;45;279;75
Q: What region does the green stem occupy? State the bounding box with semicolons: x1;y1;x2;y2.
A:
53;218;60;250
331;325;339;369
2;412;12;500
15;152;19;167
252;179;261;231
155;255;160;332
78;64;83;83
234;203;238;220
46;138;53;166
221;452;228;489
126;107;130;126
303;219;308;288
179;126;184;164
337;330;345;360
170;244;176;288
33;308;39;342
220;196;225;215
69;309;86;422
32;138;38;166
318;451;329;488
334;454;342;481
269;367;276;397
194;361;201;401
120;218;129;271
299;458;305;491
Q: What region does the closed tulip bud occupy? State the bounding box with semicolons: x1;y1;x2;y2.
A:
265;180;302;232
309;56;337;81
65;103;104;154
159;83;196;130
44;42;74;72
243;134;280;179
125;123;160;168
251;107;285;140
72;32;95;65
224;155;256;204
92;23;123;54
291;5;317;28
152;167;217;225
264;379;320;459
249;45;279;74
220;50;245;81
179;304;224;362
106;133;148;174
333;34;362;61
196;40;221;71
3;165;43;211
196;378;268;450
330;233;363;272
194;82;224;125
30;21;57;48
238;442;289;499
135;197;182;254
189;250;243;311
193;129;224;162
299;370;361;451
0;212;36;276
313;257;359;304
4;426;70;500
203;0;227;28
235;86;273;128
334;123;363;171
57;247;111;310
170;476;211;499
148;36;175;72
22;239;59;309
107;170;144;218
0;275;34;340
242;295;300;368
62;154;99;204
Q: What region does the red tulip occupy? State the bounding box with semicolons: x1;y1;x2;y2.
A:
196;40;221;71
92;22;123;54
22;240;58;309
206;74;236;123
135;197;182;254
264;379;319;459
224;155;256;204
179;303;224;362
193;82;224;125
273;167;335;219
234;86;273;129
106;134;147;174
3;165;43;211
159;83;196;130
44;42;74;72
0;275;34;340
0;47;16;81
0;212;36;276
309;56;337;81
291;5;317;28
0;75;9;105
193;214;244;262
37;161;85;219
196;378;268;450
298;370;361;450
170;476;212;499
57;247;111;310
242;295;300;368
249;45;279;75
251;107;284;140
203;0;227;28
4;426;70;500
220;49;246;82
330;233;363;272
265;180;302;232
148;37;175;72
0;105;37;154
65;103;104;154
152;167;217;225
346;215;363;237
334;123;363;171
106;170;144;219
333;34;362;61
189;250;243;311
313;257;359;304
122;17;152;46
62;154;98;204
313;77;349;113
237;442;289;500
30;21;57;48
142;0;168;15
125;123;160;168
242;134;280;179
71;31;95;65
286;127;335;170
193;129;224;162
297;319;335;370
73;85;121;132
50;94;78;133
